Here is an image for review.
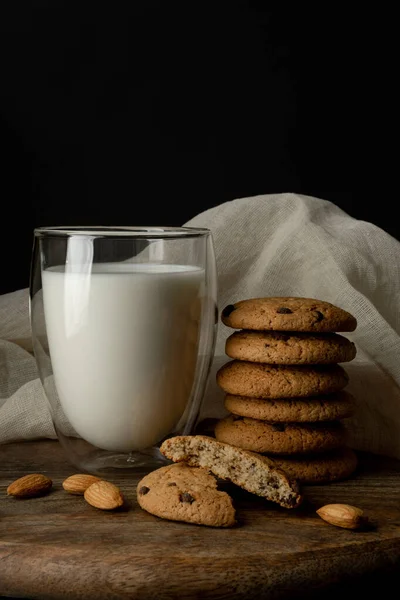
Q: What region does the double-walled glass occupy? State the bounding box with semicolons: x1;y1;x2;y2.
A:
30;227;217;474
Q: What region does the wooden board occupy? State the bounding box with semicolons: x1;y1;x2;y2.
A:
1;440;400;599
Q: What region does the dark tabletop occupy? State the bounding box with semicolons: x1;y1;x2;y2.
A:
1;440;400;599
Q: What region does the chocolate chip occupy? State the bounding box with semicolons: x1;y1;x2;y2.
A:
314;310;324;322
179;492;195;504
222;304;235;318
276;307;292;314
271;423;285;432
167;482;177;487
264;343;270;347
139;486;150;495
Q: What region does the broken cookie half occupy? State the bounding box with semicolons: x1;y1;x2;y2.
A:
159;435;303;510
136;462;236;527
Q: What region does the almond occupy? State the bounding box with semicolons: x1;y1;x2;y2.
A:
84;480;124;510
62;474;102;495
7;473;53;498
316;503;367;529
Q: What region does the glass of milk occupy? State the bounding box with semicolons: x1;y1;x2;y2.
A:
30;226;217;474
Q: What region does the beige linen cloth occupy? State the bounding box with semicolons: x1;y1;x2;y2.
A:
1;193;400;458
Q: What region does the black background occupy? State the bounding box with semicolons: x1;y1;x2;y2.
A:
0;2;397;295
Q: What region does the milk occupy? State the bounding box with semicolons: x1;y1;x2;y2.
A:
42;263;204;452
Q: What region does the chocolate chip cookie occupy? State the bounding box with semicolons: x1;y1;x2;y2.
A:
269;447;358;483
160;435;303;509
224;391;355;422
216;360;349;398
214;415;347;454
225;330;356;364
136;462;236;527
221;297;357;332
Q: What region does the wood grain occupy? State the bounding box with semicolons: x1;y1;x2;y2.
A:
1;440;400;599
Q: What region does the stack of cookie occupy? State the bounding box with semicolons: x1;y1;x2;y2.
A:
214;297;359;484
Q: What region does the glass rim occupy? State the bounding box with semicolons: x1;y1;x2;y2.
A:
34;225;211;239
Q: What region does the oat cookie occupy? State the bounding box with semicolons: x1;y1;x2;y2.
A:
225;330;356;364
269;447;358;484
160;435;303;509
214;415;347;454
216;360;349;398
221;297;357;332
224;391;355;422
136;462;236;527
